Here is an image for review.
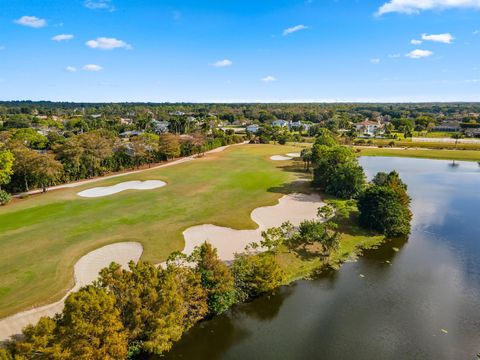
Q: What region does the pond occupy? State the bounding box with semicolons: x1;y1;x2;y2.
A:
164;157;480;360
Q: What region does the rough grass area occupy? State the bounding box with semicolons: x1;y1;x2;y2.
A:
355;147;480;161
357;139;480;151
0;144;307;318
276;199;385;282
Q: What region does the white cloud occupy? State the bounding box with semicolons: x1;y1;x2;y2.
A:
283;24;309;36
388;53;401;58
406;49;433;59
377;0;480;15
84;0;115;11
14;16;47;28
474;30;480;35
52;34;74;42
86;37;131;50
421;33;454;44
411;39;423;45
370;58;381;64
65;66;77;72
261;75;277;82
210;59;233;67
83;64;103;71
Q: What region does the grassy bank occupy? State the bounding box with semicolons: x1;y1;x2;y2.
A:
356;138;480;151
0;144;306;318
355;147;480;162
276;200;385;283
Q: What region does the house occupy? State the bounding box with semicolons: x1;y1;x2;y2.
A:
433;121;461;132
169;111;185;116
119;130;143;138
465;128;480;138
120;118;133;125
246;124;260;134
151;120;169;133
355;120;383;136
272;119;289;128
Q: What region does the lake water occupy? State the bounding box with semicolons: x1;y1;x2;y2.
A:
164;157;480;360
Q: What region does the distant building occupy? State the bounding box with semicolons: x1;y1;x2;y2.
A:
151;120;169;133
433;121;461;132
465;128;480;138
119;130;143;138
246;124;260;134
272;119;289;128
169;111;185;116
355;120;383;136
120;118;133;125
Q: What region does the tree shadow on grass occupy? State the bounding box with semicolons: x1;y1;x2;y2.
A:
267;179;313;195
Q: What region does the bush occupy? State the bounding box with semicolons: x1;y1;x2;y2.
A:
0;190;11;206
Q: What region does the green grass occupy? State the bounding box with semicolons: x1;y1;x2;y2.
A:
0;144;309;318
276;201;385;282
357;138;480;151
356;147;480;161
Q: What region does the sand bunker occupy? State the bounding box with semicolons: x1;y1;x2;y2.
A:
77;180;166;198
182;193;323;261
286;152;301;157
0;242;143;341
270;155;293;161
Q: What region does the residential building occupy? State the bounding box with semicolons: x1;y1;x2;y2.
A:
272;119;289;128
433;121;461;132
246;124;260;133
355;120;384;136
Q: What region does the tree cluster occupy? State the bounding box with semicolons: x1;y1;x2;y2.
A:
358;171;412;237
4;243;284;359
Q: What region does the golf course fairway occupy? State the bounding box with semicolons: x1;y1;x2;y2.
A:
0;144;307;318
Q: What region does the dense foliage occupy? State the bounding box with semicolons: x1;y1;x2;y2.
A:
311;139;366;199
4;243;285;359
358;171;412;237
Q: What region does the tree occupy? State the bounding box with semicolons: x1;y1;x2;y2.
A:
31;153;63;192
12;317;67;359
0;149;14;189
257;221;294;253
312;145;365;199
451;132;464;149
55;132;113;179
158;133;181;160
232;253;284;302
358;185;411;237
300;148;312;171
191;242;236;316
57;286;128;360
292;220;339;253
98;261;208;356
313;128;338;147
9;141;37;192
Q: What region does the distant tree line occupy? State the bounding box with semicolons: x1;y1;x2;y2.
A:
0;129;244;201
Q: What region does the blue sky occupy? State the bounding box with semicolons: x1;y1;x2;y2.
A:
1;0;480;102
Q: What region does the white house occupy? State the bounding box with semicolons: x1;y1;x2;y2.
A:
151;120;170;133
246;124;260;134
355;120;383;136
272;119;289;128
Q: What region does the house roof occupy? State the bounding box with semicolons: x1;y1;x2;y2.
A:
356;120;379;126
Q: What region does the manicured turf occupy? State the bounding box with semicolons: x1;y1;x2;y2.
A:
356;147;480;161
0;144;306;318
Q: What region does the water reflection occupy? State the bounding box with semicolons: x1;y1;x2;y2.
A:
164;157;480;360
